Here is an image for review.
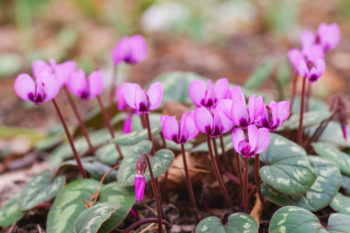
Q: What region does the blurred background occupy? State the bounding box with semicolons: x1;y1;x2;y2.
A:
0;0;350;160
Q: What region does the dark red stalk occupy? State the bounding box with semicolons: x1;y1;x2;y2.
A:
122;218;170;233
161;133;167;149
254;154;264;203
144;153;164;233
180;143;199;222
297;78;307;145
96;95;124;159
290;74;298;112
144;113;155;155
243;158;249;213
211;138;221;171
234;151;243;188
63;87;95;155
206;135;233;209
52;99;87;178
220;135;234;173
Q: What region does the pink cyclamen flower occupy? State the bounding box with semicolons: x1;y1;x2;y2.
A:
32;58;76;87
288;45;325;83
257;101;290;131
67;69;104;101
14;72;60;105
111;35;148;66
194;106;233;138
189;78;230;109
116;84;128;111
227;86;264;128
232;125;270;158
302;23;341;52
123;82;163;113
135;155;147;201
161;111;199;144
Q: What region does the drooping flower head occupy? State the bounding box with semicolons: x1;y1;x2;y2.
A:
123;82;163;114
257;101;290;131
194;105;233;138
288;45;325;83
135;154;147;201
189;78;231;110
111;35;148;66
223;86;264;129
161;111;199;144
302;23;341;53
67;70;104;101
232;125;270;158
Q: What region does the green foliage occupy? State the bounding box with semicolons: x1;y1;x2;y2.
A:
308;122;350;147
330;192;350;214
113;126;161;145
96;143;121;166
0;195;25;227
260;134;317;195
292;96;329;114
195;213;258;233
191;134;232;154
244;59;275;90
278;110;331;131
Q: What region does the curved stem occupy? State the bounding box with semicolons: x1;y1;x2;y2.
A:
297;78;306;145
144;113;155;155
122;218;170;233
52;99;87;178
206;135;233;210
144;153;164;233
181;144;199;222
243;158;249;213
212;138;221;172
63;87;95;155
235;151;243;189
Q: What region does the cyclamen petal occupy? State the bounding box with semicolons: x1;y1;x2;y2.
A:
55;61;76;86
116;84;128;111
87;71;104;100
112;35;148;66
247;125;258;153
135;175;146;201
32;60;52;80
189;80;207;107
255;127;270;154
67;70;87;99
194;107;213;135
161;116;179;142
218;99;233;120
214;78;229;100
41;72;60;102
301;30;316;49
14;74;35;101
147;82;163;110
318;23;341;52
183;111;198;142
123;83;138;109
231;128;245;154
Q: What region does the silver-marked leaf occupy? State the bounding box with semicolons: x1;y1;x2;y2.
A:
74;203;120;233
269;206;327;233
327;213;350;233
313;142;350;176
244;59;275;90
49;129;112;167
118;142;174;186
341;174;350;195
260;134;317;195
96;144;121;166
278;110;331;131
0;195;25;227
195;213;258;233
292;96;329;114
47;179;99;233
165;140;193;151
18;170;65;211
113;127;161;146
261;156;341;211
191;134;232;154
308;122;350;147
330;192;350;214
97;182;136;233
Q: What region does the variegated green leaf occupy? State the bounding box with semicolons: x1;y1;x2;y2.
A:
113;127;161;146
278;110;331;131
330;192;350;214
0;195;25;227
327;213;350;233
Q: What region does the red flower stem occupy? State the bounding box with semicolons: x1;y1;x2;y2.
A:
243;157;249;213
144;113;155;155
122;218;170;233
63;87;95;155
52;99;87;178
108;66;118;110
297;78;307;145
235;151;243;189
96;95;124;159
254;154;264;203
206;135;233;210
140;115;147;129
180;143;199;222
211;138;221;172
161;133;167;149
144;153;164;233
220;135;234;173
290;74;298;112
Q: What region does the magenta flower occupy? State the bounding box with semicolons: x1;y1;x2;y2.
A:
66;70;104;101
194;106;233;138
32;59;76;87
257;101;290;131
161;111;199;144
14;71;60;105
135;155;147;201
232;125;270;158
123;82;163;113
116;84;128;111
189;78;230;109
302;23;341;52
229;86;264;128
288;45;325;83
111;35;148;66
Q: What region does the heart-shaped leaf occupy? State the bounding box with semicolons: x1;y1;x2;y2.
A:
313;142;350;176
260;134;317;195
97;182;136;233
261;156;341;211
195;213;258;233
117;141;174;186
18;170;65;211
74;203;120;233
113;127;161;146
0;195;25;227
47;179;99;233
308;122;350;147
278;110;331;131
191;134;232;154
330;192;350;214
244;59;275;90
327;213;350;233
96;143;121;166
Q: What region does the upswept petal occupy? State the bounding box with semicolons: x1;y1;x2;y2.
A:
189;80;207;107
215;105;233;134
255;127;270;154
217;99;233;120
14;74;35;101
111;37;130;66
55;61;76;86
161;116;179;142
287;49;303;71
32;60;51;80
232;127;245;154
116;84;128;111
183;111;198;141
231;97;249;127
88;71;104;100
204;80;216;108
247;125;258;153
277;101;290;123
214;78;229;100
122;83;138;109
318;23;341;51
147;82;163;110
41;72;60;102
194;107;213;134
67;69;87;98
129;35;148;64
301;30;316;48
